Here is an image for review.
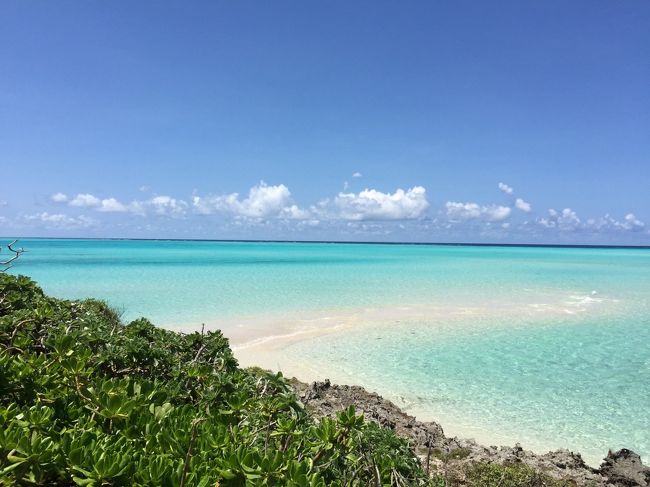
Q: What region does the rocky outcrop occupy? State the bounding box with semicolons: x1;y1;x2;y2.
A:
600;449;650;486
292;379;649;487
295;378;445;448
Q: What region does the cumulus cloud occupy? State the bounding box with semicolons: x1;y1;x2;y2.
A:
69;193;101;208
280;204;312;220
96;198;129;212
498;183;531;213
555;208;580;227
191;183;430;223
25;212;96;229
539;209;647;234
51;192;68;203
486;206;513;221
515;198;532;213
333;186;429;220
68;194;141;214
192;182;294;218
498;182;513;195
446;202;482;220
586;213;645;232
149;196;188;217
538;208;581;230
62;191;189;217
446;202;512;222
623;213;645;231
34;184;649;241
352;172;362;178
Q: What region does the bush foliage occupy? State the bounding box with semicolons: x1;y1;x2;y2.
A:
464;462;577;487
0;273;581;486
0;273;428;486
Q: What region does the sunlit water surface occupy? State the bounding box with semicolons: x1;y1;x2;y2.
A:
9;239;650;464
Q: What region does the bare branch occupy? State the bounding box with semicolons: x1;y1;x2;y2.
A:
1;239;25;271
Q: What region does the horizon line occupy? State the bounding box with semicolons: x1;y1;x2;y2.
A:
3;236;649;250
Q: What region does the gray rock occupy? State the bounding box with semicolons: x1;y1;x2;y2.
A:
600;449;650;486
292;378;648;487
293;378;446;448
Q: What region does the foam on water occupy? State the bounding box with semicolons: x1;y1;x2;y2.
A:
8;239;650;464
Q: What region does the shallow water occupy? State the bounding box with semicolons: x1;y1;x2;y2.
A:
8;239;650;464
288;313;650;465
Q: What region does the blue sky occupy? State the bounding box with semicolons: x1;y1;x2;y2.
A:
1;1;648;244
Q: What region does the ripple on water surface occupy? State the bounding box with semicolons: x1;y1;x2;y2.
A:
289;311;650;466
10;239;650;465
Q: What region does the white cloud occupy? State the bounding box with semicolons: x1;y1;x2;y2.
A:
557;208;580;227
498;182;513;195
68;194;144;215
69;193;101;208
334;186;429;220
352;172;362;178
515;198;532;212
43;181;518;229
193;182;293;218
586;213;645;232
483;205;512;221
25;212;96;229
623;213;645;231
36;185;648;241
540;210;646;234
538;208;580;230
149;195;188;217
51;192;68;203
280;204;312;220
446;202;481;220
446;202;512;222
62;191;188;217
97;198;129;212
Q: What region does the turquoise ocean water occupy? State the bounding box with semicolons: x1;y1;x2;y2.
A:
7;239;650;464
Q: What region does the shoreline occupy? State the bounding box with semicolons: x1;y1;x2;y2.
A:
167;293;644;472
234;344;624;469
165;294;641;469
290;378;650;486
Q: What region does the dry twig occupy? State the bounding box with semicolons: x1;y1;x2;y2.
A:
1;240;25;271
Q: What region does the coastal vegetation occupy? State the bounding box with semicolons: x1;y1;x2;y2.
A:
0;272;428;485
0;269;618;486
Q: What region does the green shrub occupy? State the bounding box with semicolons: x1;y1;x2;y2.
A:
464;462;576;487
0;273;430;486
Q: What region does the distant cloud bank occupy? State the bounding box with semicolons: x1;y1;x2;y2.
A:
2;179;646;244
